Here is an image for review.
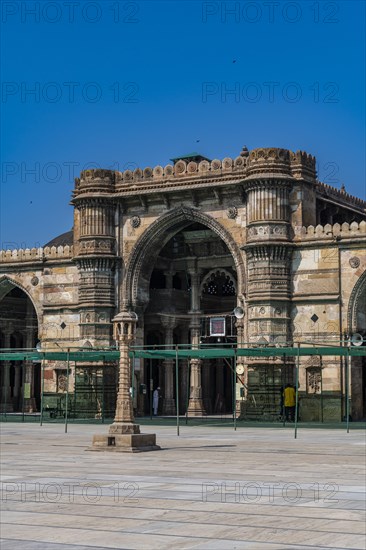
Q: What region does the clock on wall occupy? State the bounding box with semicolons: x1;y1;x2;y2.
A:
236;364;245;375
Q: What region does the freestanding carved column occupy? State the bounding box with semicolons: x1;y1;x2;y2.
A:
187;266;206;416
91;311;160;452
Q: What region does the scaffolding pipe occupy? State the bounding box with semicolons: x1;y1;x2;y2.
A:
294;343;300;439
346;346;351;434
175;347;180;436
64;348;70;433
40;355;45;426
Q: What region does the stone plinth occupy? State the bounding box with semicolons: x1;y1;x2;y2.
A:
186;398;206;416
90;432;160;453
91;421;160;452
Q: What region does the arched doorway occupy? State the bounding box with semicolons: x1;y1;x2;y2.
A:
0;282;40;412
348;271;366;420
125;208;245;416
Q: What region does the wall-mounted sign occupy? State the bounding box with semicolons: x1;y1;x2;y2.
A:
210;317;226;337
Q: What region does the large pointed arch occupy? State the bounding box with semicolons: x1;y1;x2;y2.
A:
0;275;41;325
122;207;246;309
348;269;366;333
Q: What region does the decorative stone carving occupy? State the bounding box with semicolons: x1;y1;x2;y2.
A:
227;206;238;219
57;372;67;392
247;224;288;239
124;170;133;181
211;159;221;171
234;156;245;168
164;164;174;176
153;166;163;178
31;276;39;286
222;157;233;170
198;160;210;173
130;216;141;228
349;256;360;269
174;160;186;175
187;161;198;173
133;168;143;180
143;167;153;179
307;368;321;394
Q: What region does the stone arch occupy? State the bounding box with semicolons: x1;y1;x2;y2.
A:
123;206;245;308
0;275;41;326
348;269;366;333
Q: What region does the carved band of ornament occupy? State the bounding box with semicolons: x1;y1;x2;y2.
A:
76;198;114;208
130;215;141;228
246;245;292;262
349;257;360;269
247;225;288;238
76;257;116;271
244;180;292;191
79;239;115;252
80;169;116;181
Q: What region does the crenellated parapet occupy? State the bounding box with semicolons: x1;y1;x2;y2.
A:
71;147;362;223
72;147;317;198
316;181;366;210
290;150;317;182
0;245;74;264
294;220;366;242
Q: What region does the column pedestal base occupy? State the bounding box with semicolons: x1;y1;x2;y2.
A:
90;423;160;452
1;402;13;413
162;398;176;416
187;398;206;417
23;398;36;413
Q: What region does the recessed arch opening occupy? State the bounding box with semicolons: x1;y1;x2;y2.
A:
348;271;366;420
123;208;245;416
0;280;40;412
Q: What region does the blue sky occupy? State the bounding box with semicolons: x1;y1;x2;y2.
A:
1;0;365;248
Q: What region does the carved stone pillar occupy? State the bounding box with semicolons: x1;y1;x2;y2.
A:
164;269;175;290
241;149;301;419
161;318;176;415
91;311;160;452
202;359;211;413
13;364;21;403
23;316;36;412
110;312;139;429
187;266;206;416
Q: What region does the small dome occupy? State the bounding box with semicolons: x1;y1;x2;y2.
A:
44;230;73;247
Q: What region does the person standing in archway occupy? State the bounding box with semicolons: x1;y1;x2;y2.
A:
153;387;161;416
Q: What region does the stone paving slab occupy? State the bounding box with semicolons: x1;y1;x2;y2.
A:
0;423;365;549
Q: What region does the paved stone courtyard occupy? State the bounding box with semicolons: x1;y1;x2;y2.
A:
0;423;365;550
